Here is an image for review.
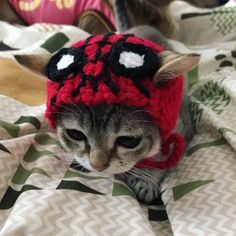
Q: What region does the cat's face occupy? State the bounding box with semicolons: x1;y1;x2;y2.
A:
56;104;161;175
14;39;200;176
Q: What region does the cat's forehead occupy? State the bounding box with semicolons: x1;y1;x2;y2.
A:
57;104;153;132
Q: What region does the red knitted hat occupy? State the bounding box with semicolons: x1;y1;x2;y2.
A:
45;33;185;170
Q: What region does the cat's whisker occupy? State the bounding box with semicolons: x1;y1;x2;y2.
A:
118;92;129;115
51;157;75;165
61;94;79;107
50;104;82;120
125;171;140;180
132;166;164;175
132;171;160;188
44;153;75;167
64;156;76;161
46;87;81;113
125;170;159;188
132;119;155;124
134;172;158;185
129;168;160;187
45;152;70;158
47;151;75;160
52;111;84;124
48;111;80;116
46;88;74;104
129;170;157;185
131;172;157;187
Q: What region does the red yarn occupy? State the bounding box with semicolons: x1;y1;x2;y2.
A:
45;33;185;170
135;133;186;170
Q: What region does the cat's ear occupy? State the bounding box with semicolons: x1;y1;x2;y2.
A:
153;51;200;85
14;54;51;76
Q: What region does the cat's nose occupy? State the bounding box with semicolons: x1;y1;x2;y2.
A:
90;162;109;172
89;150;110;171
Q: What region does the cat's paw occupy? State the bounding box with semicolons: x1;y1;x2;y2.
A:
126;176;160;204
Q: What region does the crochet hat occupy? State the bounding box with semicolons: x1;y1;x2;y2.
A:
45;33;186;170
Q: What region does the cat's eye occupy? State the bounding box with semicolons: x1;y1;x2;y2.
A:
66;129;87;141
116;136;141;149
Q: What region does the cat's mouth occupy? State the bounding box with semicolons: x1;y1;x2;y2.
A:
72;155;138;176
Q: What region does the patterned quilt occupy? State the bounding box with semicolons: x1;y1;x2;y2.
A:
0;2;236;235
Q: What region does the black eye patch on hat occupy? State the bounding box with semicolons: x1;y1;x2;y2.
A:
109;42;160;78
46;47;84;82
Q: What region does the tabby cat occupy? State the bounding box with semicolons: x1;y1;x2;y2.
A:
15;35;199;204
111;0;229;37
0;0;229;37
14;0;204;203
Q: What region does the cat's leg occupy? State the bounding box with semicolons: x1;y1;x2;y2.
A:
124;169;164;203
0;0;25;24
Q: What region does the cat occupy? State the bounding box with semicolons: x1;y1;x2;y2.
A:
13;0;200;204
0;0;229;37
111;0;229;37
15;33;199;204
57;104;164;203
54;42;199;204
55;97;193;203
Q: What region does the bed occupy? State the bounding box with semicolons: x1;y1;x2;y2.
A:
0;2;236;235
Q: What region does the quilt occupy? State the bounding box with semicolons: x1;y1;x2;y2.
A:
0;2;236;235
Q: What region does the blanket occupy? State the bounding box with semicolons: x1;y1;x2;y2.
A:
0;2;236;235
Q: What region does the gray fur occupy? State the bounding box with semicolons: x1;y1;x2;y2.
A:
112;0;229;38
112;0;131;32
126;25;173;50
182;0;228;8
